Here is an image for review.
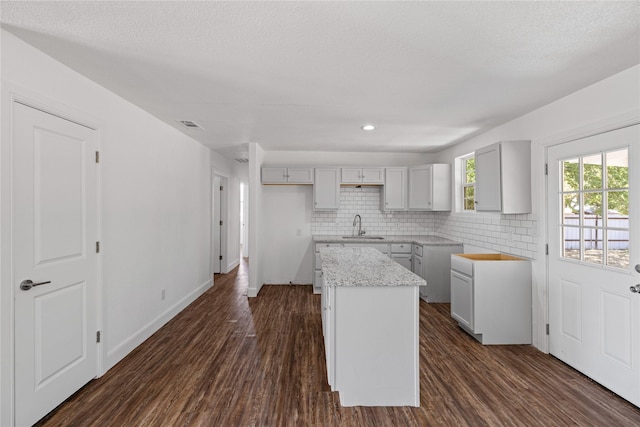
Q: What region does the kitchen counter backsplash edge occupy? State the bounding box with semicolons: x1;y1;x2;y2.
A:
313;235;461;246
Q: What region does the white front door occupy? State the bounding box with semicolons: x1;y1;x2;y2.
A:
548;124;639;406
13;102;98;426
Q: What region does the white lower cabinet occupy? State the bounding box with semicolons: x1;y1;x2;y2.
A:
321;283;333;386
450;253;532;344
390;243;412;271
450;270;474;329
422;244;463;302
314;243;342;293
322;284;420;406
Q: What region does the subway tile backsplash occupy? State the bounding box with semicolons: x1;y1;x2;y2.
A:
310;186;538;259
433;212;538;259
311;187;435;236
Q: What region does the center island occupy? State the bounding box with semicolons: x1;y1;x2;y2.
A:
319;246;426;407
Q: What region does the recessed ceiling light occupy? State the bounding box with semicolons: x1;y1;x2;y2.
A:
361;124;375;131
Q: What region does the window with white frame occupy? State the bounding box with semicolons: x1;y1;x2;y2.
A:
461;154;475;211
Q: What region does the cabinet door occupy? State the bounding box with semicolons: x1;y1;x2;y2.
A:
341;168;362;183
314;268;323;292
383;167;407;210
287;167;314;183
475;143;502;211
451;271;474;330
412;255;423;277
314;168;340;210
324;285;334;387
261;167;287;183
408;165;430;210
361;168;384;184
391;254;412;271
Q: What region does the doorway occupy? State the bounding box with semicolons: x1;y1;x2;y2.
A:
547;124;639;406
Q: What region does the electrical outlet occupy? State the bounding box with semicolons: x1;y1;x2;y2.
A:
161;289;166;300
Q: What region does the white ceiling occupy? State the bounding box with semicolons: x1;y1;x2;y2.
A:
1;1;639;156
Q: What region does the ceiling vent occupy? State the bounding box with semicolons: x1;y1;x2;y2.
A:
235;158;249;164
177;120;204;130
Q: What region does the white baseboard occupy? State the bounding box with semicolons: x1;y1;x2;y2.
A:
105;278;213;371
226;257;239;273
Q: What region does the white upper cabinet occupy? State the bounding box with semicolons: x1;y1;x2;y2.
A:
475;141;531;214
314;167;341;210
408;164;451;211
262;167;314;184
341;167;385;184
382;167;408;211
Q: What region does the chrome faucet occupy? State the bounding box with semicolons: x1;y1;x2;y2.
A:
353;214;365;236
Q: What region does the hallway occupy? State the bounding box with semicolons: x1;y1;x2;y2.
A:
36;258;640;426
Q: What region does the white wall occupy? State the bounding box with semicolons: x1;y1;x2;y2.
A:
248;142;265;297
1;30;213;425
432;64;640;351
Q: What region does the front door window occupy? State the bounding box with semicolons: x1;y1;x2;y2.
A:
560;148;629;269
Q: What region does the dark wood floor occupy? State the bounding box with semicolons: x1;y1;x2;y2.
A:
37;258;640;426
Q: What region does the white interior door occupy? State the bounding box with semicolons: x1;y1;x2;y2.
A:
548;124;639;407
13;102;98;425
213;176;222;273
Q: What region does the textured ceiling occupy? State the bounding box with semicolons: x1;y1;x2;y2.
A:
1;1;639;155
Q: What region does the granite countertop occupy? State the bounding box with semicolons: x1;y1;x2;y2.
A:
319;247;426;287
313;234;461;246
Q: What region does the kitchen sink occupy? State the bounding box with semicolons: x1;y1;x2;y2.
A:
342;236;385;240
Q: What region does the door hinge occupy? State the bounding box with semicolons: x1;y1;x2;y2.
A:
546;324;549;335
544;163;548;175
219;255;223;260
219;220;223;226
545;244;549;255
96;331;101;343
96;241;100;253
220;185;223;191
95;151;100;163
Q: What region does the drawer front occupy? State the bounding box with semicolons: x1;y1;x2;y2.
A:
414;245;423;257
315;243;343;252
451;255;473;276
391;243;412;253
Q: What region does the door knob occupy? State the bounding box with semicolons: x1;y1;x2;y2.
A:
635;264;640;273
20;279;51;291
630;285;640;293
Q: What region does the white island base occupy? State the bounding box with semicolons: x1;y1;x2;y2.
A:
320;246;424;407
329;286;420;406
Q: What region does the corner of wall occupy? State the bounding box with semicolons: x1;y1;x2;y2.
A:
248;143;264;297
